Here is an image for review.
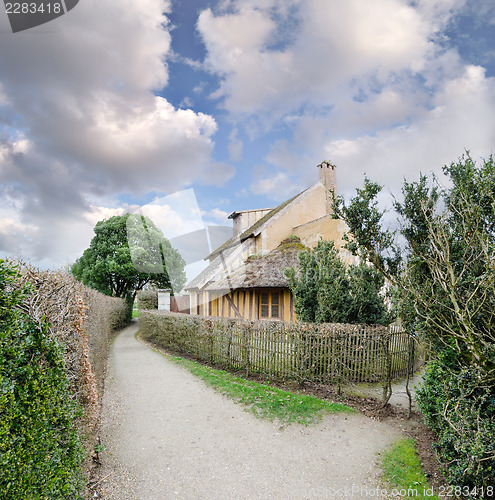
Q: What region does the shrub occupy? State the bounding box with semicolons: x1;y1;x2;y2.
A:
139;310;413;384
137;290;158;310
0;260;85;498
332;155;495;487
416;353;495;489
6;260;128;491
285;240;393;325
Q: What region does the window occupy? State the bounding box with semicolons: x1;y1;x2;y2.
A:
259;291;280;319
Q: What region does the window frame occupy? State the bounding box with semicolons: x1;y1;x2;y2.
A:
258;290;281;320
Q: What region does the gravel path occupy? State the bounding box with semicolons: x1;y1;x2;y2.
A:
97;321;402;499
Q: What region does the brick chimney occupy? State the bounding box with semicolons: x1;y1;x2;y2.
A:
317;160;337;214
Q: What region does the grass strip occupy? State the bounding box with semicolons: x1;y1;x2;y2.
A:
166;353;355;425
381;438;440;499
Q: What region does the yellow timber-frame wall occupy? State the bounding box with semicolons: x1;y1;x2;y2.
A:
193;288;295;322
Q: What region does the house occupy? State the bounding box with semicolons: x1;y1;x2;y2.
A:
184;161;352;322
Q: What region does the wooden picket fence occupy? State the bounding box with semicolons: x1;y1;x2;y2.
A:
139;311;419;384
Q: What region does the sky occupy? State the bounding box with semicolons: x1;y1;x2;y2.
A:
0;0;494;281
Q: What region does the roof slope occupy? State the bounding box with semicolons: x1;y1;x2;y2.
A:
204;241;305;292
206;188;309;260
184;241;247;291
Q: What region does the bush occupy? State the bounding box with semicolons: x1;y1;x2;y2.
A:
139;310;413;384
0;261;85;498
6;260;128;493
416;354;495;489
137;290;158;310
81;285;128;405
12;263;128;422
285;240;393;325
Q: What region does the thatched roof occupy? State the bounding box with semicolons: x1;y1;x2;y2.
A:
204;241;306;292
184;241;247;291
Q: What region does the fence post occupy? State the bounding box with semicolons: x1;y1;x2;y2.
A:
381;332;393;407
405;331;415;418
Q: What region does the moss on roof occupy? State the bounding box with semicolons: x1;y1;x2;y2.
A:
206;189;308;260
204;240;307;292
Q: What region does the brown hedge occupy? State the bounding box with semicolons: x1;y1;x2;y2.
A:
136;289;158;310
9;260;127;484
139;310;418;385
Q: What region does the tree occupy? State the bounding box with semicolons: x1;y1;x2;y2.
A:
71;214;186;307
333;155;495;375
285;240;392;325
332;154;495;487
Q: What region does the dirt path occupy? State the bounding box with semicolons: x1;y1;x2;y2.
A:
96;321;404;499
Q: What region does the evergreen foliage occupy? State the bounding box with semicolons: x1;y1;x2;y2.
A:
0;260;85;499
71;214;186;319
285;240;393;325
332;154;495;487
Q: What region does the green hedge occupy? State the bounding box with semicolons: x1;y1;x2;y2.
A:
416;354;495;489
136;290;158;310
0;261;85;498
139;310;416;385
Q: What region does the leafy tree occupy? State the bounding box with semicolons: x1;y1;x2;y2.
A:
285;240;392;325
332;153;495;487
71;214;186;309
348;260;392;325
333;154;495;375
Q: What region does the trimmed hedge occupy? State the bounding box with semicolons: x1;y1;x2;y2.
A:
0;261;85;498
139;310;416;385
136;290;158;310
4;259;128;496
13;264;128;424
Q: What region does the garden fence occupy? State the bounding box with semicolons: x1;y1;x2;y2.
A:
139;311;420;384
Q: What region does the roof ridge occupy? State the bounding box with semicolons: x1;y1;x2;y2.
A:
205;186;311;260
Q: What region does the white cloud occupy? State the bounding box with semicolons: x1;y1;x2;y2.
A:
84;206;127;226
197;0;441;117
0;0;232;268
0;217;39;254
250;170;300;201
0;0;220;190
228;128;243;161
323;65;495;194
131;189;206;240
199;0;495;203
207;208;230;222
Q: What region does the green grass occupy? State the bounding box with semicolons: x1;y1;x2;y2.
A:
381;438;440;499
132;308;139;318
163;353;355;425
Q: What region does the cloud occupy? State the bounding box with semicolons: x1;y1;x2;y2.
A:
323;65;495;195
199;0;495;202
0;0;231;268
228;128;243;161
206;208;230;222
197;0;445;118
0;217;38;255
250;170;300;201
179;96;194;108
130;189;205;241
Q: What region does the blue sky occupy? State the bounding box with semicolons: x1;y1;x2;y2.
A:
0;0;494;277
